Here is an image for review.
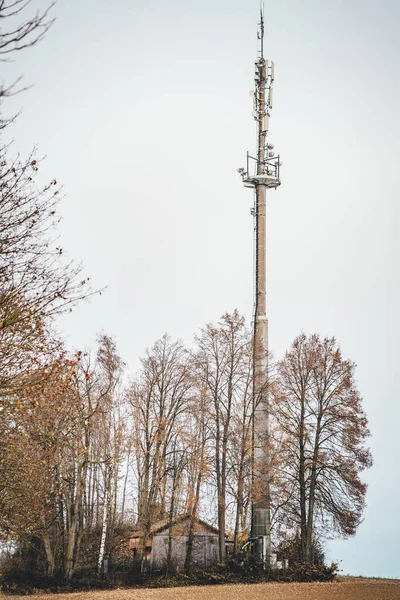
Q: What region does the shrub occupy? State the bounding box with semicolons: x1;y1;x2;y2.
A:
285;561;339;582
0;554;58;594
277;535;326;565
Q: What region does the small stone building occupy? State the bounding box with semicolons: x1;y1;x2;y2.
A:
129;514;220;572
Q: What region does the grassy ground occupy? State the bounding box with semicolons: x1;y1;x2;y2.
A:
2;578;400;600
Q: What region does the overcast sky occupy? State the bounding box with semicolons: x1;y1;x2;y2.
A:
3;0;399;578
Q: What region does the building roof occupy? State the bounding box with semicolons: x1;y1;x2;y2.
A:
130;513;219;539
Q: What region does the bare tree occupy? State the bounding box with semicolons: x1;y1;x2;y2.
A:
194;311;252;562
95;334;125;576
0;0;55;103
128;335;193;541
271;333;373;562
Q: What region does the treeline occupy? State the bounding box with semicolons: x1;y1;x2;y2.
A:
0;0;372;588
1;317;372;581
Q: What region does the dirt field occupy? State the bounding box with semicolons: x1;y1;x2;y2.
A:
2;578;400;600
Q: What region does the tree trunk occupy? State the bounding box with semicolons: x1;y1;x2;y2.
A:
299;392;307;562
218;473;226;562
97;485;109;576
166;479;176;576
65;456;85;581
233;473;244;556
120;445;131;524
43;533;55;577
65;511;78;581
185;454;203;571
215;401;226;562
306;413;322;562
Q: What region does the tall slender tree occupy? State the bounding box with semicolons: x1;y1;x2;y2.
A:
194;311;253;562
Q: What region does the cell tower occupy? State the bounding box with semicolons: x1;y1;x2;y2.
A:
237;3;281;566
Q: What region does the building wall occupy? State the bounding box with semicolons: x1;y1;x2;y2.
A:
150;528;219;571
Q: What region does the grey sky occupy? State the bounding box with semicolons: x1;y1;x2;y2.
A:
3;0;399;578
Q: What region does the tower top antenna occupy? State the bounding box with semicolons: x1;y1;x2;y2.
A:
258;1;265;58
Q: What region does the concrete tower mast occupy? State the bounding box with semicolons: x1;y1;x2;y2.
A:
237;3;282;566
